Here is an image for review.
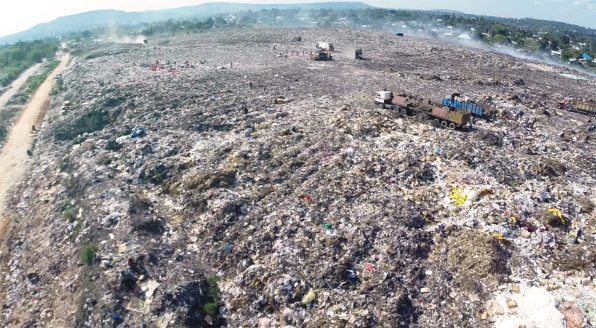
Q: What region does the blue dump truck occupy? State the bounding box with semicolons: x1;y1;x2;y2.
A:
441;93;485;116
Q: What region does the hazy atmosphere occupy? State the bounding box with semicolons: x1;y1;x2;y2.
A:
0;0;595;38
0;0;595;323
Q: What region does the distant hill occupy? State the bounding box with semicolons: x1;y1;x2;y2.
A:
429;9;465;14
0;2;375;45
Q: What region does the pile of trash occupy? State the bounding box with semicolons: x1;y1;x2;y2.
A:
1;28;594;328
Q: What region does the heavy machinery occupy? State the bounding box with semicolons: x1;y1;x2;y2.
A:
442;93;485;116
553;98;573;109
429;106;471;129
316;42;334;52
375;90;471;129
554;98;596;115
374;90;415;115
571;99;596;115
311;49;332;61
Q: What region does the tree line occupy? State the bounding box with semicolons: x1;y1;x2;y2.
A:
0;40;58;87
64;7;596;65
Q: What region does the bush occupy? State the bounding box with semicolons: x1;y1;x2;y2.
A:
105;140;122;151
50;78;64;96
81;241;97;265
203;302;218;315
207;276;221;298
203;276;221;315
21;60;60;98
63;208;76;222
54;109;113;141
0;108;20;142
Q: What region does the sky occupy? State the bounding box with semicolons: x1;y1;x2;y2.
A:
0;0;595;38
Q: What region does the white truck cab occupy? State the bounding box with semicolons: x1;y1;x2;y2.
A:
375;90;393;104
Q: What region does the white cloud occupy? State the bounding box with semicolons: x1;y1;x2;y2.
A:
572;0;596;8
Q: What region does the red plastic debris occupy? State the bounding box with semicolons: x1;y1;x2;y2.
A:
304;194;312;202
365;263;374;272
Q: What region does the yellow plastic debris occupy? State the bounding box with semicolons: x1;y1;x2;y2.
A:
301;288;316;304
548;208;565;225
493;233;510;242
450;186;467;205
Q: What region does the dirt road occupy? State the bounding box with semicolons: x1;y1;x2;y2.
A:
0;54;70;222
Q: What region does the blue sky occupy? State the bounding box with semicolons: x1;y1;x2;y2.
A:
0;0;595;38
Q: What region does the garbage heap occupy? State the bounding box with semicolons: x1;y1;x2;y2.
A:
1;28;595;328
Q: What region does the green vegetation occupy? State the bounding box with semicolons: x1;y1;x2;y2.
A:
58;157;69;172
203;276;221;315
70;221;83;241
0;40;58;87
73;221;82;233
105;139;122;151
203;302;218;315
62;7;595;67
492;34;509;44
62;201;77;222
0;108;20;142
21;60;59;98
54;109;114;141
103;96;126;108
80;240;97;265
139;18;217;36
50;77;65;96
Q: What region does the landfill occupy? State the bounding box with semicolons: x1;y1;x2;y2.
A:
1;28;595;327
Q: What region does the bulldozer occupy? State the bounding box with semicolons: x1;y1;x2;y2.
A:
311;49;332;61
